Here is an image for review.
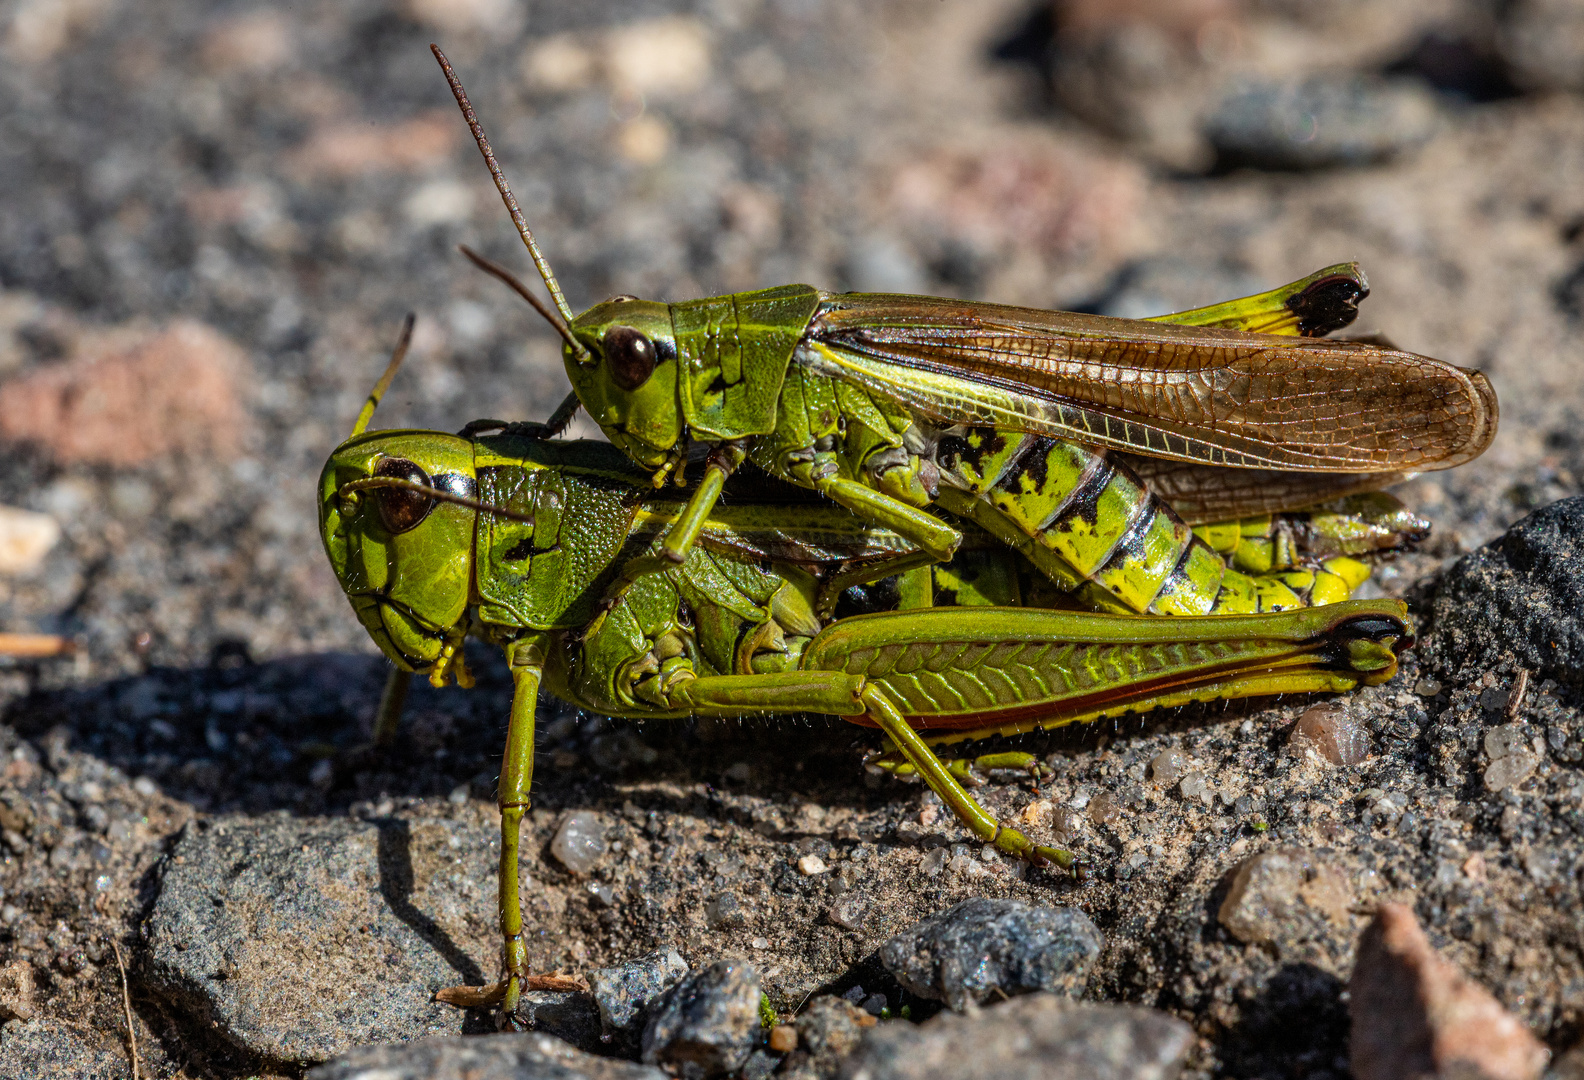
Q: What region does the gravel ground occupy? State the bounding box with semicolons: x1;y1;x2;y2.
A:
0;0;1582;1077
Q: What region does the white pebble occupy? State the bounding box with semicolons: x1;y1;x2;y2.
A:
550;812;607;874
797;854;828;876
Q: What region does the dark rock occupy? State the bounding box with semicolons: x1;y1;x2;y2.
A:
1423;496;1584;689
0;1020;130;1080
879;898;1102;1012
1205;75;1440;170
514;991;604;1054
590;948;688;1056
838;994;1192;1080
145;815;498;1062
305;1031;667;1080
642;960;761;1079
1349;903;1548;1080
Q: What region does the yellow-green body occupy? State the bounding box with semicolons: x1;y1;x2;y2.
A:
556;267;1460;619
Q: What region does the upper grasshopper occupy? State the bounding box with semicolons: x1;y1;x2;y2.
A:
430;46;1495;621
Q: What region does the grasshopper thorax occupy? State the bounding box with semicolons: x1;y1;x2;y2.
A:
319;430;478;674
564;298;683;472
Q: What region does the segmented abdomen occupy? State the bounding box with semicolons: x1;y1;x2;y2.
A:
934;428;1303;615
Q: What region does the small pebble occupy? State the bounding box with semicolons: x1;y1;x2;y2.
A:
1484;753;1539;793
750;937;770;950
1179;773;1214;806
768;1025;797;1053
1414;677;1442;697
1148;748;1187;786
704;893;746;930
1050;807;1082;844
918;804;940;826
919;848;950;878
1087;792;1121;826
550;812;607;874
1020;800;1052;827
860;993;888;1017
797;854;828;876
827;894;869;931
1290;703;1370;766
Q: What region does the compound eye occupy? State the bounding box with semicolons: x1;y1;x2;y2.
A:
373;457;434;534
603;324;657;392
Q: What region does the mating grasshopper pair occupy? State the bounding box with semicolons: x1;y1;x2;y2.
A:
312;47;1497;1025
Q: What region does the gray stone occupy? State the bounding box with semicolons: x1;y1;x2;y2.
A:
642;960;761;1079
590;948;689;1055
145;814;502;1063
0;1019;130;1080
1205;75;1441;171
838;994;1192;1080
1500;0;1584;93
514;991;604;1054
306;1031;667;1080
1424;496;1584;689
879;898;1102;1012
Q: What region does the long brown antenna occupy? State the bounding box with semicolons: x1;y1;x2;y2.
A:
459;245;583;354
431;44;580;331
352;314;415;436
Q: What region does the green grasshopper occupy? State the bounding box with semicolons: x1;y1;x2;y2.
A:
320;323;1411;1024
431;45;1492;619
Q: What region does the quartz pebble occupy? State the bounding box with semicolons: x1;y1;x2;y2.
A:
1179;773;1214;805
1088;792;1121;826
551;812;608;874
1148;748;1187;786
1484;723;1541;792
1290;702;1370;765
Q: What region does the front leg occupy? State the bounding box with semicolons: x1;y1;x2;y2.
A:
602;441;748;605
433;632;555;1026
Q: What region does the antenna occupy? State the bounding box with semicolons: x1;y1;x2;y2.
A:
431;44;583;345
460;245;584;355
352;314;415;436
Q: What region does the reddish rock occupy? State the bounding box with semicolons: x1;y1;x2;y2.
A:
1350;903;1548;1080
0;319;250;465
285;113;457;181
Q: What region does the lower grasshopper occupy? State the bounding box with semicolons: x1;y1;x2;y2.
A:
319;324;1411;1024
430;45;1493;620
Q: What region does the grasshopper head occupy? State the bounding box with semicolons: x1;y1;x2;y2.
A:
564;297;684;472
319;431;478;674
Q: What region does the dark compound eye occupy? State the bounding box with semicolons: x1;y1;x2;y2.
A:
373;457;434;534
603;324;657;392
